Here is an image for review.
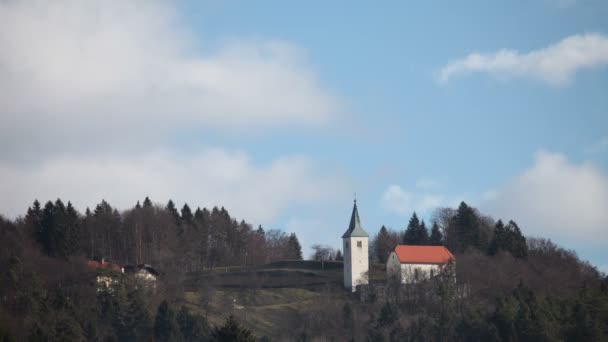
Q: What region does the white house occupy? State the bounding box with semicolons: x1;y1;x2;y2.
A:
123;264;159;286
86;258;124;292
386;245;455;284
342;199;369;292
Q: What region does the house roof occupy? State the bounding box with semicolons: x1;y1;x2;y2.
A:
123;264;159;276
87;260;122;272
393;245;455;264
342;200;369;238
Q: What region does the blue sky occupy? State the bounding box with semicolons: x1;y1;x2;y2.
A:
1;0;607;271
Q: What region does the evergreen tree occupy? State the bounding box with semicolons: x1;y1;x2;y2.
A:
335;249;343;261
287;233;303;260
181;204;193;225
404;213;428;245
64;201;80;256
143;196;153;208
447;202;485;253
489;220;528;258
26;199;43;242
430;222;443;246
118;289;151;341
374;225;393;263
166;200;180;226
403;212;421;245
212;315;255;342
37;199;79;258
154;300;181;342
176;305;210;341
419;219;429;245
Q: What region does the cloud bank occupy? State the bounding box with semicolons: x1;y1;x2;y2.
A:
381;184;447;215
438;33;608;85
0;0;340;157
482;151;608;244
0;148;349;223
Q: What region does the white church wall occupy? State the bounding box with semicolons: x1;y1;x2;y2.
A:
386;252;401;282
344;237;368;291
343;238;352;289
400;263;442;284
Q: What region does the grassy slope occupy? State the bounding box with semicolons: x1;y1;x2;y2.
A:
180;261;385;338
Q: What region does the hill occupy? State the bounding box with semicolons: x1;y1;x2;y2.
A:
180;261;385;338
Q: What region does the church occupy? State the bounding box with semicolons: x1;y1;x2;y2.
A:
342;199;369;292
342;199;456;292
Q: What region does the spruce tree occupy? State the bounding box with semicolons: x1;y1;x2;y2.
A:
489;220;527;258
403;212;421;245
165;200;180;226
430;222;443;246
419;219;429;245
154;300;181;342
449;202;483;252
176;305;210;340
287;233;303;260
335;249;343;261
181;204;193;225
374;225;393;263
143;196;152;208
212;315;255;342
119;289;152;341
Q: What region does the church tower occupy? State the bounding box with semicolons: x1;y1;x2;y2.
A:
342;199;369;292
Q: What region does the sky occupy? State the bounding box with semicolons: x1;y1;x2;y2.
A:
0;0;607;272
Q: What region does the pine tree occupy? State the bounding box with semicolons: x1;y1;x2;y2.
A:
404;213;428;245
154;300;181;342
430;222;443;246
26;199;43;241
176;305;210;340
119;289;152;341
403;212;421;245
374;225;393;263
143;196;152;208
448;202;484;252
419;219;429;245
166;200;180;226
64;201;80;257
181;204;193;225
287;233;303;260
212;315;255;342
38;199;79;258
335;249;343;261
490;220;527;258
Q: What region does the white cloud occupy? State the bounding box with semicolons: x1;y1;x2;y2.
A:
381;184;446;215
0;0;339;157
0;148;349;224
438;33;608;85
482;151;608;244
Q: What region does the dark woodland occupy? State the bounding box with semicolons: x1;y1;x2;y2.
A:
0;198;606;341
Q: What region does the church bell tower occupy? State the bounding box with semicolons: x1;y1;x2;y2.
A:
342;199;369;292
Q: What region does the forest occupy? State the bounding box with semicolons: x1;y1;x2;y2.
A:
0;198;607;341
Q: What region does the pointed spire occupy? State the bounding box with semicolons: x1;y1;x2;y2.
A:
342;199;369;238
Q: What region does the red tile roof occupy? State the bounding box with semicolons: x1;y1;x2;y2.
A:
394;245;455;264
87;260;122;272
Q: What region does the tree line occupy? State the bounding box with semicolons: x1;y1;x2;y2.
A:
371;201;528;263
24;197;303;270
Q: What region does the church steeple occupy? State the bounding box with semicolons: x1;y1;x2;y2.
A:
342;199;369;238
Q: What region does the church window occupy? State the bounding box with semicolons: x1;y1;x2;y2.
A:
357;241;362;247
